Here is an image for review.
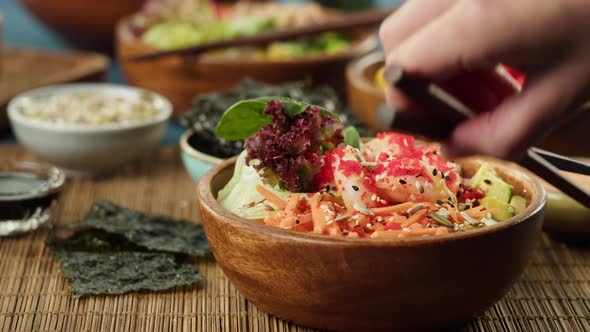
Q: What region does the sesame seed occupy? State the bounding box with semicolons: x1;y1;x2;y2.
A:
415;181;421;189
420;186;424;194
432;169;437;176
325;216;331;222
433;151;438;155
484;179;492;185
371;194;377;201
416;174;422;178
296;220;300;224
352;185;359;191
445;175;451;181
436;200;444;205
398;179;407;185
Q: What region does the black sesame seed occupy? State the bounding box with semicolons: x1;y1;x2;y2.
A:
445;175;451;181
440;173;445;179
419;186;424;194
425;152;430;156
352;186;359;192
432;169;438;176
296;220;300;224
398;179;407;185
457;192;461;198
331;186;337;191
433;151;438;155
416;174;422;178
325;185;331;192
484;179;492;185
436;200;444;205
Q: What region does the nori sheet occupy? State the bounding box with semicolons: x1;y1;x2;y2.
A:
51;230;203;297
49;201;211;297
76;201;210;256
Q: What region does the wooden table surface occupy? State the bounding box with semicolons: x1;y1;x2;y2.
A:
0;144;588;332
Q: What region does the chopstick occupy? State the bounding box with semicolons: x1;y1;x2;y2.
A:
383;64;590;209
125;8;393;62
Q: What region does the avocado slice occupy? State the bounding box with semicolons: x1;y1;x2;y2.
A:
478;173;513;203
480;197;515;221
469;163;493;187
509;195;527;214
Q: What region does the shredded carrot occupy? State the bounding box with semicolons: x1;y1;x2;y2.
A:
401;209;428;228
298;213;312;223
284;194;300;217
256;185;287;209
464;206;490;218
370;230;403;238
371;202;414;216
435;227;450;235
404;228;439;236
409;223;424;230
311;194;336;234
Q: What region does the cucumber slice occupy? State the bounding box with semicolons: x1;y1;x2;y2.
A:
509;195;527;214
480;197;515;221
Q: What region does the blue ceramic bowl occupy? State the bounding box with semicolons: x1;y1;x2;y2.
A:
180;129;223;181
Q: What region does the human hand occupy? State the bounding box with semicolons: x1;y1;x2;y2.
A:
379;0;590;159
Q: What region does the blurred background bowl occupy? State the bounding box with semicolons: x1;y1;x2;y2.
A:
346;50;386;131
8;83;171;177
180;128;223;181
116;14;378;114
20;0;144;52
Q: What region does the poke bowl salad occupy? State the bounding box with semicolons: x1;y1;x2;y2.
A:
215;97;529;239
129;0;353;60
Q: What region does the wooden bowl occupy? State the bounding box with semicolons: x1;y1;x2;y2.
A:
346;51;387;131
116;16;378;114
346;52;590;156
20;0;144;52
198;155;546;331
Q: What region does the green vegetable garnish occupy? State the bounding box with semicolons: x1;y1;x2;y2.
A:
342;126;361;149
428;211;453;228
216;97;340;141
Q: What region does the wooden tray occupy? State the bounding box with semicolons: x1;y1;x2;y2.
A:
0;47;110;130
0;144;588;332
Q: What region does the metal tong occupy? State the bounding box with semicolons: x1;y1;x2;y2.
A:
383;65;590;209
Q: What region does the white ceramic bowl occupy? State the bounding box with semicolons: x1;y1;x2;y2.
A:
8;83;172;176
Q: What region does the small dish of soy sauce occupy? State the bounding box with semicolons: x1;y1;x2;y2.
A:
0;161;65;236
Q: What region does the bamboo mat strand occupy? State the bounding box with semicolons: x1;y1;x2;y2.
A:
0;144;588;332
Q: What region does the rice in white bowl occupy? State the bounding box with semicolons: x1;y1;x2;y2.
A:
16;92;160;126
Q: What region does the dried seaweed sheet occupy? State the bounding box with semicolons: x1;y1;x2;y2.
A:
77;201;209;256
51;229;202;297
55;250;201;297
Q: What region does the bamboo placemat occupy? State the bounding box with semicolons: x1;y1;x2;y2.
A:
0;144;588;332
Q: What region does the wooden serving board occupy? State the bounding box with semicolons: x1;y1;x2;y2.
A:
0;47;110;130
0;144;588;332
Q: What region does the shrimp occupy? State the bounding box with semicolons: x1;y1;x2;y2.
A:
372;147;461;204
363;132;415;162
331;146;383;210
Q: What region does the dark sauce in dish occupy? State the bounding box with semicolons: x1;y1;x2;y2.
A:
0;162;65;236
0;172;60;220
